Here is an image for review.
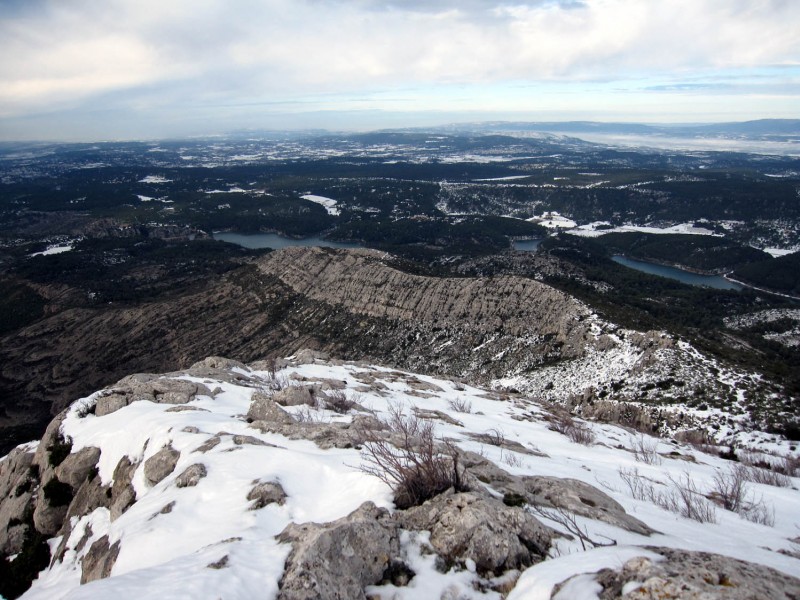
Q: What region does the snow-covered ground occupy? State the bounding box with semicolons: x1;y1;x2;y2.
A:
29;243;74;257
526;212;577;229
15;357;800;599
569;222;718;237
301;194;340;216
137;175;172;184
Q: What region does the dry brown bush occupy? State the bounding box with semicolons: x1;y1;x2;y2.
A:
359;403;467;509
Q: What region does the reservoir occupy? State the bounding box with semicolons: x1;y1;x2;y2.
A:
213;232;362;250
512;239;542;252
611;255;744;291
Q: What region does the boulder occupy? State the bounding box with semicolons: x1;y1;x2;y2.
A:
81;535;121;584
247;480;287;509
247;392;296;424
110;456;137;520
55;446;101;489
272;386;317;407
521;476;654;536
0;444;37;554
554;546;800;599
175;463;207;488
94;375;212;416
143;445;180;486
398;491;552;576
276;501;398;600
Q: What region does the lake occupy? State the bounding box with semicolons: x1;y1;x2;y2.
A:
213;232;362;250
512;239;542;251
612;255;744;291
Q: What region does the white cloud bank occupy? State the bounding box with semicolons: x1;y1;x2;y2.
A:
0;0;798;138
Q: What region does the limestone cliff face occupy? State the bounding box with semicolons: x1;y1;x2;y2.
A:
0;247;738;454
257;246;594;351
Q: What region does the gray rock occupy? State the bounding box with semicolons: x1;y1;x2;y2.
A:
0;444;37;554
94;393;129;417
247;392;296;424
143;445;180;486
55;446;101;489
110;456;137;520
33;493;69;536
81;535;121;584
521;476;654;536
250;421;358;450
190;356;248;371
555;546;800;599
232;434;271;447
412;407;463;427
94;376;212;416
248;480;287;509
52;475;113;564
291;349;330;365
277;501;398;600
398;491;552;576
273;386;317;407
175;463;207;488
195;436;222;453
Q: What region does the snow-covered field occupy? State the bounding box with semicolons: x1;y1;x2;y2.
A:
14;357;800;599
526;212;577;229
569;222;718;237
301;194;340;216
137;175;172;184
29;243;74;257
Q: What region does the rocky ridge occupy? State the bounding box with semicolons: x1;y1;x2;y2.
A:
0;247;782;455
0;354;798;599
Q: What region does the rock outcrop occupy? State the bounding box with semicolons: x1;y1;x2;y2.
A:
276;502;399;600
553;546;800;599
398;491;552;576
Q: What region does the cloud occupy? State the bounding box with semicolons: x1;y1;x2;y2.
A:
0;0;798;137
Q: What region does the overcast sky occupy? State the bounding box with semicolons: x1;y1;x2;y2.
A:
1;0;798;141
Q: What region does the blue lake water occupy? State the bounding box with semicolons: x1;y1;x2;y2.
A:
612;255;744;291
213;232;362;250
512;239;542;251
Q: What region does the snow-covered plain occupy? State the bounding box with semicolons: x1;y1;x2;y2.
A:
569;222;719;238
15;358;800;599
301;194;340;216
29;243;74;257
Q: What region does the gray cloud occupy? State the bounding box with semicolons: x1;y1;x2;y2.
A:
0;0;798;139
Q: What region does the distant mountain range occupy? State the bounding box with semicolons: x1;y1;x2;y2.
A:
448;119;800;139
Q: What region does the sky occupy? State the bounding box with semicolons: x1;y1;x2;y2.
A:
0;0;798;141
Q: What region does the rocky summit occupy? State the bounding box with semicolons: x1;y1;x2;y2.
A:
1;353;798;599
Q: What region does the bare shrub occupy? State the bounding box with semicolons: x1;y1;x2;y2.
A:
447;397;472;413
293;406;323;424
618;467;657;502
618;467;717;524
322;389;356;414
529;505;616;551
745;465;791;488
631;434;662;465
483;428;505;447
548;408;595;446
666;472;718;524
359;404;467;509
579;399;654;434
780;455;800;478
501;450;525;468
712;464;776;526
739;451;794;487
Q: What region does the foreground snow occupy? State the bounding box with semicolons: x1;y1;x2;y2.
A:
15;357;800;599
